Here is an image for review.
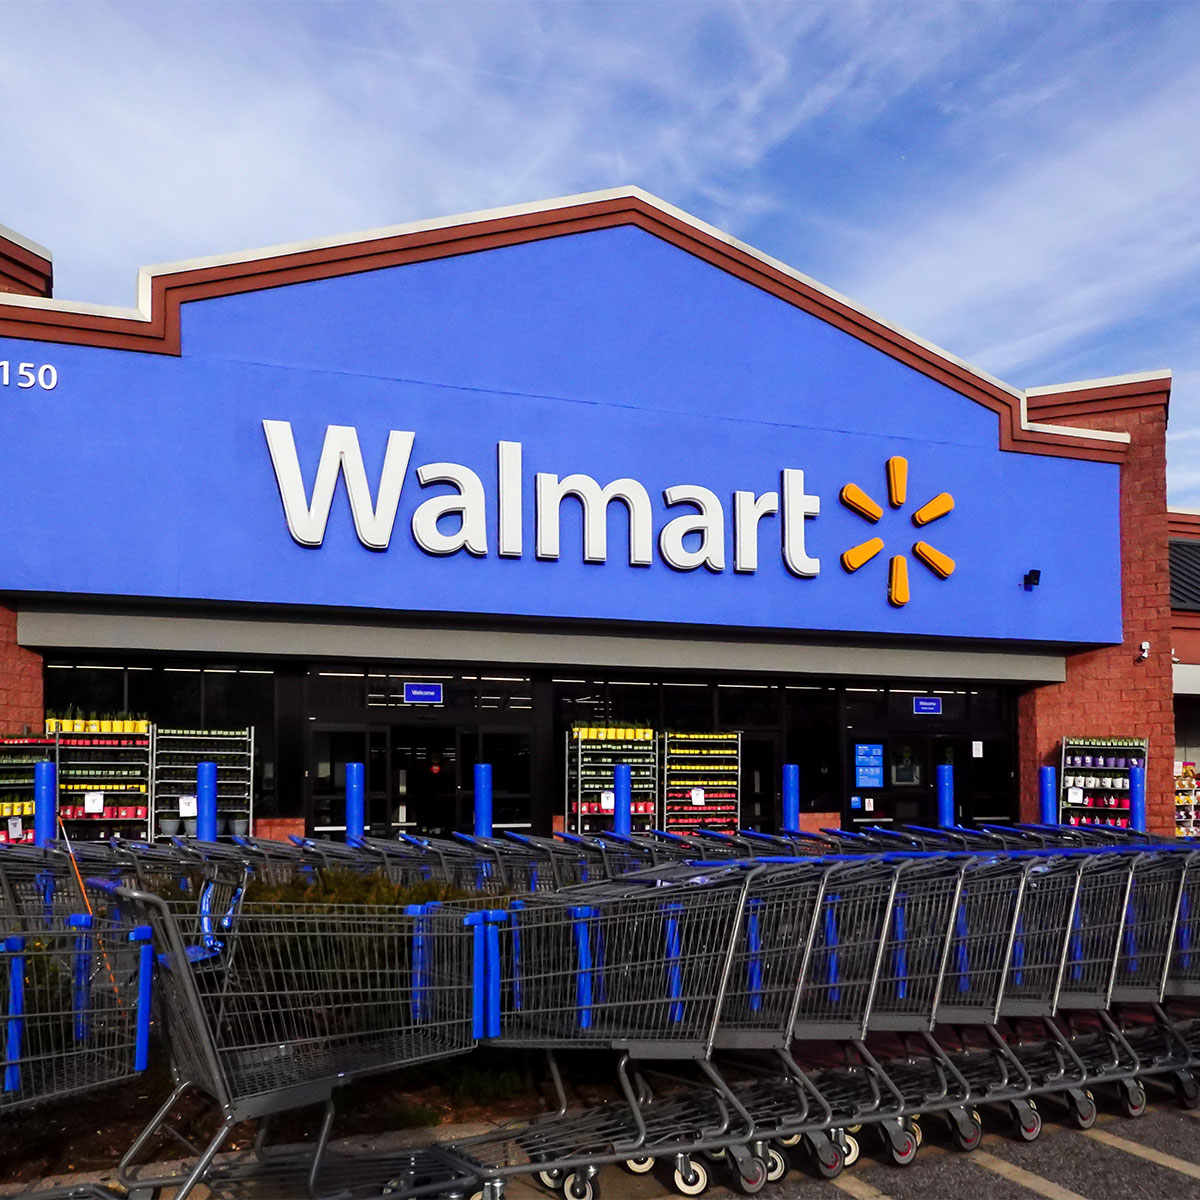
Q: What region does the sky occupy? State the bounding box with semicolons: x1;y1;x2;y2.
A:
3;1;1200;500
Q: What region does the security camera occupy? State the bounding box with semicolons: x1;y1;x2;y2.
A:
1138;641;1150;661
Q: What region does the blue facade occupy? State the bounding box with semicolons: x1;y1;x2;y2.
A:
0;224;1121;643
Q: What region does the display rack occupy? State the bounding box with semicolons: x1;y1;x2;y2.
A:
56;730;153;841
153;728;255;840
0;737;54;843
1059;735;1147;830
662;731;741;834
1176;760;1197;838
564;726;658;836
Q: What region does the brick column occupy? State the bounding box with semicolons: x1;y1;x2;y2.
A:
0;605;43;735
1017;379;1174;833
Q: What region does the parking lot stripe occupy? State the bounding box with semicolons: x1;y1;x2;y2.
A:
832;1174;892;1200
968;1149;1091;1200
1082;1126;1200;1181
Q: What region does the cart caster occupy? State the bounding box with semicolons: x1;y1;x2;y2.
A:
1176;1072;1200;1111
1013;1100;1042;1142
887;1130;918;1167
536;1167;565;1190
836;1133;860;1167
949;1109;983;1152
673;1159;709;1196
764;1146;789;1183
1119;1081;1147;1119
776;1134;802;1147
732;1157;768;1195
563;1172;598;1200
811;1140;844;1181
907;1118;923;1149
1067;1089;1097;1130
623;1158;655;1175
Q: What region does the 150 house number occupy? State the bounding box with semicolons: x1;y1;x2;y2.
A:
0;361;58;390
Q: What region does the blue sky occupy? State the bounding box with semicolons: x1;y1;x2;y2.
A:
3;1;1199;500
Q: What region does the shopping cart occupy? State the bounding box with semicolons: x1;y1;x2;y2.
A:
89;880;483;1200
437;863;753;1200
1;909;153;1114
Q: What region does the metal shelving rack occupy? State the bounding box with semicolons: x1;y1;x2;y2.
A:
56;730;153;841
661;731;741;834
564;726;658;836
152;727;254;839
0;737;54;843
1058;735;1147;830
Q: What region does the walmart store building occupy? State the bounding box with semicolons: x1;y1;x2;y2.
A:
0;189;1177;838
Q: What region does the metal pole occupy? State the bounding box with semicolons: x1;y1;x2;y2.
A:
196;761;218;842
782;763;800;832
936;763;954;827
474;762;493;838
345;761;365;840
1129;764;1147;833
1038;765;1058;825
613;764;632;837
33;760;56;848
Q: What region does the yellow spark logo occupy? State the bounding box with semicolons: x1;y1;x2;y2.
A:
839;456;954;608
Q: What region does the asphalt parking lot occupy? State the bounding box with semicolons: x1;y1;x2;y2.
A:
521;1083;1200;1200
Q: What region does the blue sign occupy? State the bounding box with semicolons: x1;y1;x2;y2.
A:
850;796;863;810
913;697;943;715
0;223;1122;644
854;743;884;788
403;682;443;705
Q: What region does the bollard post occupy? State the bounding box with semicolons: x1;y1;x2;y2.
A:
345;761;365;841
33;761;56;848
613;764;632;837
1129;764;1147;833
1038;765;1058;825
782;763;800;832
936;763;954;827
474;762;493;838
196;761;218;842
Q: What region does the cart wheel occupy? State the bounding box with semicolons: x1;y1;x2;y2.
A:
1014;1106;1043;1142
673;1160;709;1196
563;1173;597;1200
1177;1074;1200;1111
733;1158;768;1195
537;1168;565;1190
951;1113;983;1152
839;1134;860;1168
888;1131;918;1167
1069;1091;1097;1130
908;1118;923;1149
764;1147;788;1183
1119;1081;1147;1119
623;1157;655;1175
813;1142;844;1180
777;1134;802;1147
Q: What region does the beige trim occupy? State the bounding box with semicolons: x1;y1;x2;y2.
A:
1174;663;1200;695
17;609;1067;683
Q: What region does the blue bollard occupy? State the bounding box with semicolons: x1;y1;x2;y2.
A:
196;761;218;842
936;763;954;827
1130;764;1147;833
33;761;56;848
345;761;365;840
782;763;800;832
1039;765;1058;825
474;762;493;837
613;764;632;837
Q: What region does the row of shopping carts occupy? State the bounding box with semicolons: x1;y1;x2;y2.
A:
5;821;1200;1200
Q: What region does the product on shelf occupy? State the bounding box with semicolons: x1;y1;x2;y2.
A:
1058;734;1147;830
153;727;255;840
57;728;152;841
662;731;741;834
1176;761;1197;839
565;725;658;835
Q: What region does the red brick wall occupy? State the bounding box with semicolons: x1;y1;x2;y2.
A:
0;605;43;735
1017;392;1174;833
